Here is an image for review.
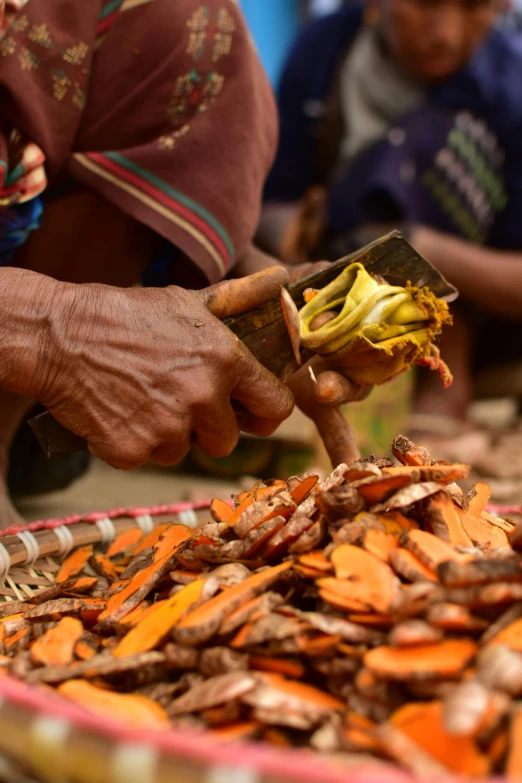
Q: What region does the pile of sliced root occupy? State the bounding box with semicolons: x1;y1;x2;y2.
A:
3;436;522;779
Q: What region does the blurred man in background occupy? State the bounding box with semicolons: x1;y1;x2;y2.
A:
258;0;522;458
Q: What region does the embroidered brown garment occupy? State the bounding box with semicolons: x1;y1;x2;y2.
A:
0;0;277;281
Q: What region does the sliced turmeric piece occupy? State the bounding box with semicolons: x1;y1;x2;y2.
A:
507;707;522;780
362;529;399;562
117;600;155;628
210;721;261;742
389;701;489;778
261;516;314;561
227;484;283;527
456;505;509;549
403;529;472;571
426;603;488;632
58;680;169;729
351;473;412;505
5;626;31;652
438;558;522;589
297;633;341;658
231;495;296;540
388;619;443;647
381;510;418;534
31;617;84;666
329;545;400;613
242;672;344;714
489;729;509;768
174;562;292;646
467;482;492;518
365;639;477;680
344;727;383;753
347;613;394;626
209;498;233;524
56;546;93;584
25;598;97;623
131;522;172;555
298;551;333;573
382;463;469;483
389;547;438;583
220;592;283;636
318;585;370;613
106;528;143;558
249;656;305;679
391;435;433;466
113;578;205;658
230;619;256;649
89;553;119;582
169;671;258;715
97;527;191;625
74;635;98;661
234;480;285;505
289;475;319;506
489;617;522;651
424;491;473;547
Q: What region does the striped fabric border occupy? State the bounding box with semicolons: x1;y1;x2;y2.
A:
73;151;232;277
97;0;156;38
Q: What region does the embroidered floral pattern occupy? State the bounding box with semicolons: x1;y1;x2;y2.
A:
0;1;48;204
161;5;235;150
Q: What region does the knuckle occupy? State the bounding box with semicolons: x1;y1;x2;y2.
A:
151;440;190;466
98;447;149;470
205;430;239;458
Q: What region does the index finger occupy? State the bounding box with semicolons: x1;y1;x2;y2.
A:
193;266;289;320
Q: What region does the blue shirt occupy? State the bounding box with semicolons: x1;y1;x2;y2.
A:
265;7;522;249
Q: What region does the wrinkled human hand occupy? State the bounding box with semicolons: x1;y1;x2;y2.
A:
34;268;294;470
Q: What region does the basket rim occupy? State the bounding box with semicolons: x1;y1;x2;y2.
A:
0;500;516;783
0;674;408;783
0;499;215;539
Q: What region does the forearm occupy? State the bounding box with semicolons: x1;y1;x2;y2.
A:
256;202;299;257
0;267;65;398
414;230;522;320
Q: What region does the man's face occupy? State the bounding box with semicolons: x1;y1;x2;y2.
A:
379;0;498;83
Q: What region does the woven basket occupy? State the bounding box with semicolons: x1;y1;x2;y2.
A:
0;502;516;783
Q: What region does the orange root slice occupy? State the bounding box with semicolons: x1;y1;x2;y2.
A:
113;578;206;658
31;617;84;666
424;491;473;547
364;639;478;681
389;701;489;778
56;546;93;583
58;680;169;729
174;562;292;647
329;544;400;613
389;547;438;583
466;482;492;518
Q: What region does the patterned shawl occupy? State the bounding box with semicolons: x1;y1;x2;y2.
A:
0;0;277;282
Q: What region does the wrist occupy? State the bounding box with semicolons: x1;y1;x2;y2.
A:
0;268;73;399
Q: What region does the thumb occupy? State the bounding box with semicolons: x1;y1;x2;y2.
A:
193;266;289;320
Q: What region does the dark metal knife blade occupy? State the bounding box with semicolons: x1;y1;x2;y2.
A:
29;232;457;457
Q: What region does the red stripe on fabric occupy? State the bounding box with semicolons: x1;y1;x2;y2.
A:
96;10;119;36
87;152;230;267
